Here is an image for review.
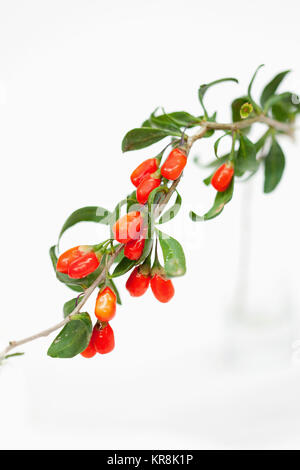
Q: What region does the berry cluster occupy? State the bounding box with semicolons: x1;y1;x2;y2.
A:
55;146;188;358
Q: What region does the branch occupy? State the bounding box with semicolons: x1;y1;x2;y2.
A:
199;115;294;134
0;114;295;361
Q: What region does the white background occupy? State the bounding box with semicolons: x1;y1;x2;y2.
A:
1;0;300;450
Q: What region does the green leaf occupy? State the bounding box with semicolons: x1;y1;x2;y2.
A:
138;237;153;264
58;206;111;245
260;70;291;108
203;170;214;186
198;77;238;117
122;128;176;152
49;246;83;293
264;138;285;193
271;101;291;122
254;129;272;153
63;297;79;318
157;229;186;277
149;110;182;133
247;64;264;111
112;245;125;264
190;179;234;221
235;134;257;175
147;185;168;207
47;313;92;359
4;352;25;360
165;111;201;128
111;256;136;278
263;92;292;113
214;132;231;159
200;154;229;170
202;111;217;138
158;191;182;224
127;190;139;213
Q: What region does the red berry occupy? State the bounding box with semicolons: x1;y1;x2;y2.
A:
93;323;115;354
211;163;234;192
161;148;187;180
126;266;150;297
56;245;90;274
136;175;161;205
95;286;117;322
130;158;159;187
151;274;174;303
113;211;142;244
80;326;98;358
68;251;100;279
124;237;145;260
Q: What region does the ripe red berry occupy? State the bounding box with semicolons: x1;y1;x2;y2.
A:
126;266;150;297
113;211;142;244
80;326;98;358
124;237;145;260
56;245;90;274
136;174;161;205
68;251;100;279
93;322;115;354
151;274;175;303
130;158;159;187
211;163;234;192
161;148;187;180
95;286;117;322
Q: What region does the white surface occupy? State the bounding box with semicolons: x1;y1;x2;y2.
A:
0;0;300;450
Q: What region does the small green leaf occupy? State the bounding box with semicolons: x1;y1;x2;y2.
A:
111;256;136;278
260;70;291;108
149;110;182;133
122;128;176;152
158;191;182;224
127;190;139;213
165;111;201;128
157;229;186;277
235;134;257;175
203;171;214;186
247;64;264;112
199;77;238;118
190;179;234;221
112;245;125;264
202;112;218;138
4;352;25;360
147;185;168;207
63;297;78;318
264;138;285;193
58;206;111;245
47;313;92;359
200;154;229;170
271;93;299;122
263;92;292;114
214;132;231;159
